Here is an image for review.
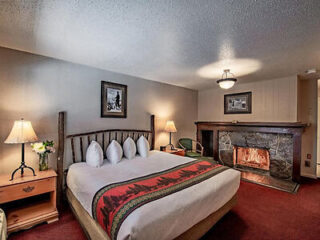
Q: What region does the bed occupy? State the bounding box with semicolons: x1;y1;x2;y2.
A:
56;112;240;240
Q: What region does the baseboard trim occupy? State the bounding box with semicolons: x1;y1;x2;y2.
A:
301;173;317;179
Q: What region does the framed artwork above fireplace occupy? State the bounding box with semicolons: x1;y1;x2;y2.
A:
224;91;252;114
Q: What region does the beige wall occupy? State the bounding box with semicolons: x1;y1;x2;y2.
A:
0;47;198;174
198;76;298;122
318;80;320;177
297;76;318;178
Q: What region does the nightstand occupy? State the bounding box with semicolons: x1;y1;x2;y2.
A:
0;169;59;234
161;148;186;156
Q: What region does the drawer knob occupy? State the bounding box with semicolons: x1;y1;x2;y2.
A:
23;186;35;193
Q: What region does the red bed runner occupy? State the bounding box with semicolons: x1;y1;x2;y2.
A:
92;160;228;240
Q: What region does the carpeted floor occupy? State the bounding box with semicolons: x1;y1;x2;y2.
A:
9;179;320;240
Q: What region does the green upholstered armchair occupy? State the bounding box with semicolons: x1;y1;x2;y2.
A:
178;138;204;158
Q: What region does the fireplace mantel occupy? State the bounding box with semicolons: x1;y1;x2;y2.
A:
195;121;307;183
195;121;307;128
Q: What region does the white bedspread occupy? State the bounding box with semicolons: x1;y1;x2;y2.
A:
67;150;240;240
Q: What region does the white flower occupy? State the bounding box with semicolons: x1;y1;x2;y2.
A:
31;142;46;154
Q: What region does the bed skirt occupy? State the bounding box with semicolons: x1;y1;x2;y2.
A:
66;188;237;240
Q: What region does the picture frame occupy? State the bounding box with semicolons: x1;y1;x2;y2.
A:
101;81;127;118
224;91;252;114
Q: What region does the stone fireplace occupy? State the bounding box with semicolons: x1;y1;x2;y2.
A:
233;146;270;171
195;121;307;183
220;131;293;179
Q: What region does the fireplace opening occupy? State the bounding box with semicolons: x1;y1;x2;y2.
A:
233;146;270;171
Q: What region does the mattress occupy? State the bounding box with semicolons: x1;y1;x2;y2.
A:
67;150;240;240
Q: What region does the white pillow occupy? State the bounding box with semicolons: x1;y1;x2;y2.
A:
86;141;104;168
123;137;137;160
106;140;123;164
137;136;150;157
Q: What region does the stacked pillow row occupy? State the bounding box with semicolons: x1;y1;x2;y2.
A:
86;135;150;168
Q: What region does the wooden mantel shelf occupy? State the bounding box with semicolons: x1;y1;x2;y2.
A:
195;121;308;128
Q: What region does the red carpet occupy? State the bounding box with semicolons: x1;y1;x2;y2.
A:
9;179;320;240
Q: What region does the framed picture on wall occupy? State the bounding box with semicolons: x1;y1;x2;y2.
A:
224;92;252;114
101;81;127;118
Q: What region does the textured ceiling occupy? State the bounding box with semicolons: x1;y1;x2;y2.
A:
0;0;319;90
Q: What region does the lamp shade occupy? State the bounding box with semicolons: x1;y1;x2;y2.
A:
164;120;177;133
4;119;38;144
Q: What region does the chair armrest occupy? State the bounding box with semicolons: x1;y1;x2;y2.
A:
178;142;186;151
192;140;204;156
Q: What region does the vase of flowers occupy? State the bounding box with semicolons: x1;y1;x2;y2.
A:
31;140;55;171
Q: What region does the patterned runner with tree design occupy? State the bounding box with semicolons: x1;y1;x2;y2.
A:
92;160;228;240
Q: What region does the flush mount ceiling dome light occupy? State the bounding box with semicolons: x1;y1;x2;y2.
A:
216;69;237;89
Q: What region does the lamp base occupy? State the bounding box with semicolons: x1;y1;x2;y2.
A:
166;143;176;150
167;132;176;150
10;163;36;181
10;142;36;181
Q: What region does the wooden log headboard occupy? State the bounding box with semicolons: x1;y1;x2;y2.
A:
56;111;155;208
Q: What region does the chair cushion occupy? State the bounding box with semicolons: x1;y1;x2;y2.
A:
179;138;193;151
196;156;217;163
186;151;201;158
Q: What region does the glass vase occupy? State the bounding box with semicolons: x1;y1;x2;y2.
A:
39;153;49;171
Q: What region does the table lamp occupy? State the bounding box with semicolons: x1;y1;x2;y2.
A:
164;120;177;150
5;118;38;181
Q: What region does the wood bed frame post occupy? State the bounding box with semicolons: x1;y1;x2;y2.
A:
57;111;65;210
150;115;155;150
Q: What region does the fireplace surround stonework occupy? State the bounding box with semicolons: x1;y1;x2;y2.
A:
195;122;307;183
219;131;293;179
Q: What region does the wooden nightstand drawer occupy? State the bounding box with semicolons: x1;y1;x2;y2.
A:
0;177;55;204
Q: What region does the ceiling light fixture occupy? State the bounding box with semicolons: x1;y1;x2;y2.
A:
217;69;237;89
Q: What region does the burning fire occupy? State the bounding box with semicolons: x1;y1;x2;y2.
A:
233;146;270;170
